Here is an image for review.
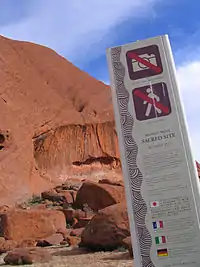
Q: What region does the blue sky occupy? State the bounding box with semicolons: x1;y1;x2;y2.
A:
0;0;200;160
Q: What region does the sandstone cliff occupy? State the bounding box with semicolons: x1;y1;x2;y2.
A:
0;35;119;205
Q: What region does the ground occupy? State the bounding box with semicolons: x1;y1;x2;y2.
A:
0;247;133;267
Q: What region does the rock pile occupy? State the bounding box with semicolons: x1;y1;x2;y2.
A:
0;178;133;264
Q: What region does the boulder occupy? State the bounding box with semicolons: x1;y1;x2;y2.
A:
75;181;125;211
4;247;52;265
80;201;130;250
0;209;66;241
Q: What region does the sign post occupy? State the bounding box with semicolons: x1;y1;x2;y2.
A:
106;35;200;267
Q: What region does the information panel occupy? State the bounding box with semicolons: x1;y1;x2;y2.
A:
106;35;200;267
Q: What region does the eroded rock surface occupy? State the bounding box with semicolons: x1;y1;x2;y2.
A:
0;35;120;205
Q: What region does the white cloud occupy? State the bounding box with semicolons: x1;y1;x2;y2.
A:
0;0;159;64
176;61;200;161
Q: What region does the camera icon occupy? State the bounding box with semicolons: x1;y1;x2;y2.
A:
132;53;157;72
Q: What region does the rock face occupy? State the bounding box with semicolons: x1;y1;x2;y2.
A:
80;201;130;250
0;35;120;206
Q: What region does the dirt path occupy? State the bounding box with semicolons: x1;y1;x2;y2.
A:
0;247;134;267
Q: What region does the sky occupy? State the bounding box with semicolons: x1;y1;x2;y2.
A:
0;0;200;161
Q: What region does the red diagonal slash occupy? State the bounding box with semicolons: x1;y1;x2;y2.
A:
127;52;162;74
134;90;169;114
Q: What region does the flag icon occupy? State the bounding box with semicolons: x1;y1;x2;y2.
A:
155;236;166;245
157;248;168;257
152;221;163;230
150;201;159;208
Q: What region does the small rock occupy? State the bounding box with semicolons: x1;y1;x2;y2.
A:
4;247;52;265
0;205;10;214
59;179;83;191
37;233;64;247
19;239;37;248
72;217;92;228
66;236;81;247
60;240;69;246
70;228;85;237
58;190;77;204
41;189;64;202
0;239;19;254
61;208;85;224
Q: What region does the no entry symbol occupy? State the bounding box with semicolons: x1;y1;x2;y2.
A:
132;82;171;121
126;45;163;80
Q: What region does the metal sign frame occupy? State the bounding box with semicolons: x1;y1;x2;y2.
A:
107;35;200;267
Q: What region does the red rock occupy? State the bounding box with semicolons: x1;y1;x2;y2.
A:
30;204;47;210
0;35;119;206
70;228;85;237
61;208;85;224
19;239;37;248
98;178;124;187
75;181;125;211
60;240;68;246
0;206;10;214
58;179;83;191
122;236;133;258
4;247;52;265
61;209;74;223
61;190;77;204
56;229;71;241
41;189;64;202
80;201;130;250
66;236;81;247
37;233;64;247
72;217;92;229
0;209;66;241
0;239;18;254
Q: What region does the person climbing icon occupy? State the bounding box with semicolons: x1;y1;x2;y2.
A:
143;87;162;116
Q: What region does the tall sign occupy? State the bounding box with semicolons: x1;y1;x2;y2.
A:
106;35;200;267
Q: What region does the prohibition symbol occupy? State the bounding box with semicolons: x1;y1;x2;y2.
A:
126;45;163;80
132;82;171;121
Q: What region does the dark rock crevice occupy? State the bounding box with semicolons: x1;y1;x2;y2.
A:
72;156;119;166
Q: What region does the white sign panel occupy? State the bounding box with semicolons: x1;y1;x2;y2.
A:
106;35;200;267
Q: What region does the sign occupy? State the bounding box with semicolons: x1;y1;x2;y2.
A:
126;45;163;80
132;82;171;120
106;35;200;267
